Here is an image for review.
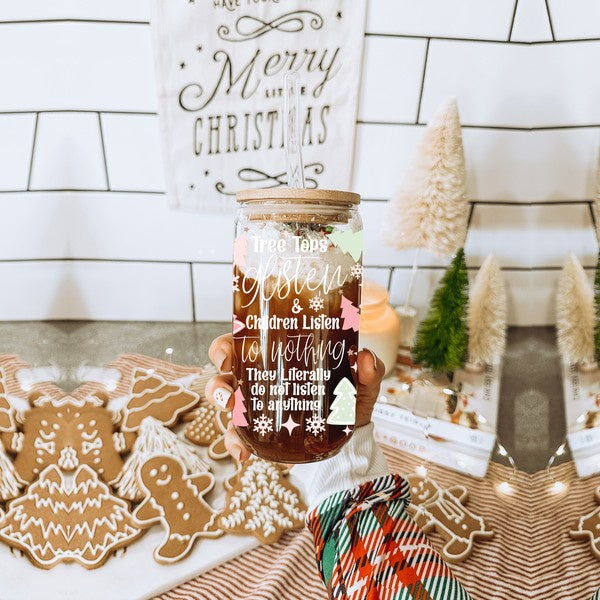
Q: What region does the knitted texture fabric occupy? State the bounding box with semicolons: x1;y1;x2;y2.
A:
306;474;471;600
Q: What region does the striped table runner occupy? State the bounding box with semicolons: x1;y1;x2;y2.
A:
158;448;600;600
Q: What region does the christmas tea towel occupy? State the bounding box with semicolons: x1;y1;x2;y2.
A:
151;0;367;211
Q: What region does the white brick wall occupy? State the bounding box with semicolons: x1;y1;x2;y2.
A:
0;1;598;325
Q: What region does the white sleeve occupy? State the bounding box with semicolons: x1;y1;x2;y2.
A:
291;422;390;510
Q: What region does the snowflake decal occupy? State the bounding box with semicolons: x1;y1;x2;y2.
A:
305;414;326;436
350;264;363;280
309;295;325;312
232;274;240;292
253;414;273;436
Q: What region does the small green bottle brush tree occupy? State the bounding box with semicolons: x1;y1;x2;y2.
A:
412;248;469;375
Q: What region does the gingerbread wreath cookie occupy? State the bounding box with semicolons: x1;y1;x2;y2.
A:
570;485;600;559
406;472;494;563
133;454;222;563
184;401;230;460
0;463;142;569
11;394;125;485
219;457;306;544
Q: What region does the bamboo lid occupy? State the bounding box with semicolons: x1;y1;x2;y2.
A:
236;188;360;205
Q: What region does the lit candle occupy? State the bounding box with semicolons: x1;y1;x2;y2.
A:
359;280;401;375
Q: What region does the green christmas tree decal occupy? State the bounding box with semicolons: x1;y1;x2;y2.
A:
594;248;600;362
326;377;357;425
412;248;469;374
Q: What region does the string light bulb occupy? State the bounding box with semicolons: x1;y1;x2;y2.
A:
415;464;428;477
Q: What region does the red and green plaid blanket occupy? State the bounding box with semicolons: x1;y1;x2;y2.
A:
306;474;471;600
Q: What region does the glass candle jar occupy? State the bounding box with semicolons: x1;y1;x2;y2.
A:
232;188;362;463
359;280;401;376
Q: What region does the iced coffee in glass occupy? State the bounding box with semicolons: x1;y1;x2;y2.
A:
232;188;363;463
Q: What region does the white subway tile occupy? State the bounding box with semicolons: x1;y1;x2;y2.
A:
0;23;156;111
466;205;533;268
465;203;596;270
0;261;68;320
524;128;600;201
361;201;451;267
0;114;36;191
511;0;553;41
192;263;232;322
0;193;69;259
530;204;597;268
363;267;392;289
423;39;600;128
0;258;192;320
355;124;569;203
353;124;425;199
64;261;192;320
366;0;516;40
388;267;445;318
547;0;600;40
64;192;233;261
504;270;549;326
420;41;531;128
29;112;107;190
101;114;165;192
358;37;427;123
0;0;150;21
529;42;600;127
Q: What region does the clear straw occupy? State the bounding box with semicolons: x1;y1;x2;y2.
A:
284;71;305;188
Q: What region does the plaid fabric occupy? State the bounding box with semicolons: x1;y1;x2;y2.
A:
306;474;471;600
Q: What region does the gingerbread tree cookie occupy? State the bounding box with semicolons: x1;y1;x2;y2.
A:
570;485;600;559
133;455;222;563
406;472;493;563
120;368;200;431
219;457;306;544
114;417;209;502
0;464;142;569
184;401;230;460
12;395;124;484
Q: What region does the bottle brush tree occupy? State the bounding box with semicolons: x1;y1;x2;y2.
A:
412;248;469;374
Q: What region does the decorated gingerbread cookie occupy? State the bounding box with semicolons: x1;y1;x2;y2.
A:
0;463;142;569
11;395;125;485
115;417;209;502
184;401;230;460
406;472;494;563
120;368;200;432
570;486;600;559
219;457;306;544
133;454;222;563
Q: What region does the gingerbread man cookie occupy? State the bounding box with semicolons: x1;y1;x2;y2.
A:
133;455;222;563
184;401;230;460
406;473;494;563
0;464;142;569
114;417;209;502
120;368;200;432
219;457;306;544
570;485;600;559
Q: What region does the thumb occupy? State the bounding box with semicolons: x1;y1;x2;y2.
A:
355;349;386;427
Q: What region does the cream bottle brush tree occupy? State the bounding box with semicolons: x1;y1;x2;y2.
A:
382;98;468;346
467;253;507;367
556;252;594;365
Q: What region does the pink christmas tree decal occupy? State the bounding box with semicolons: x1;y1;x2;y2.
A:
232;388;248;427
233;315;245;335
233;234;247;268
340;296;360;332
